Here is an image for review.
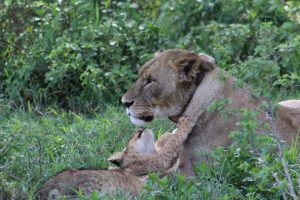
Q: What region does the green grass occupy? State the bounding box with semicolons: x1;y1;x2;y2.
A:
0;104;174;199
1;101;300;200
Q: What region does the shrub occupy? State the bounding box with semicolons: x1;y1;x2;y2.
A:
159;0;300;98
0;1;165;112
1;0;299;112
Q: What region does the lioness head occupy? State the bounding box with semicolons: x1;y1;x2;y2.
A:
122;49;216;125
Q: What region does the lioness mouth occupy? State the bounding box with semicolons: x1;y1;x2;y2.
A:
128;114;154;126
138;116;154;122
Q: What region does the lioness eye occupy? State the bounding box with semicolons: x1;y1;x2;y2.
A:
144;78;153;86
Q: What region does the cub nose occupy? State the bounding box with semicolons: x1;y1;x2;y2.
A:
122;100;134;108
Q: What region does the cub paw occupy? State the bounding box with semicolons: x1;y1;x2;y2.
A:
177;116;193;129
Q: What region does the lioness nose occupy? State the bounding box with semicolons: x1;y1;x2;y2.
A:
123;100;134;108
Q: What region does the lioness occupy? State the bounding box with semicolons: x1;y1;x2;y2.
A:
122;49;300;177
36;117;194;199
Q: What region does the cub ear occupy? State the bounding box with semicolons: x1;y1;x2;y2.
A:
108;151;124;166
173;53;201;82
199;53;216;71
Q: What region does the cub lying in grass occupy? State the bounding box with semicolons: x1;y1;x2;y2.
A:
36;117;195;199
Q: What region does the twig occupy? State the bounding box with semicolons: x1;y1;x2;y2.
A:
245;128;286;199
268;104;298;199
298;176;300;196
38;138;43;178
272;172;287;200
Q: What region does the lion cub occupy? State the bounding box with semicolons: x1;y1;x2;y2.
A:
37;117;194;199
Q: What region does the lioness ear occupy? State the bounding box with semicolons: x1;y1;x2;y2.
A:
108;152;124;166
154;49;164;57
199;53;216;71
174;53;201;82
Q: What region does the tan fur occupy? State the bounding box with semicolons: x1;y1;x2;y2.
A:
37;168;146;199
111;117;195;175
36;117;194;199
122;49;300;177
276;100;300;142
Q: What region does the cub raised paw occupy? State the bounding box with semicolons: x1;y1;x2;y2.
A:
176;116;195;132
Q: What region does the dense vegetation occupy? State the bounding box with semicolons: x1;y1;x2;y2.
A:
0;0;299;199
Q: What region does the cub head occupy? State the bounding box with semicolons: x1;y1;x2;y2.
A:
108;128;157;168
122;49;216;125
108;128;175;171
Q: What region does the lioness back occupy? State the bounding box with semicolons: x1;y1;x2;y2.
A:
276;100;300;142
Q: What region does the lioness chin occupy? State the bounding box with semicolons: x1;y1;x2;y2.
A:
122;48;300;177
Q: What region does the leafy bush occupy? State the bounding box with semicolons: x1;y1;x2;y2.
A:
159;0;300;97
0;1;165;112
1;0;299;112
210;109;300;199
